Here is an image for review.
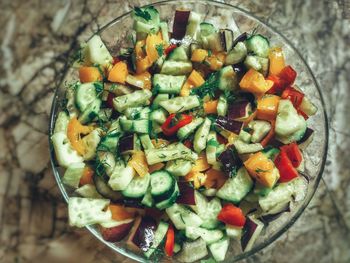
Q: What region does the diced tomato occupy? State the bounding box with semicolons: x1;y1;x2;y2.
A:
274;150;298;182
280;142;303;168
281;87;304;108
279;65;297;86
217;203;246;227
106;92;116;109
164;225;175;257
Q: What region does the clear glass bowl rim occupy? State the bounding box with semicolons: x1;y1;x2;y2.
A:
48;0;329;262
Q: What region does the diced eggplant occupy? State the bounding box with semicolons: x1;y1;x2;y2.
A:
172;10;191;40
93;174;123;203
232;32;248;48
297;127;314;150
241;216;264;252
259;202;291;224
215;116;243;135
219;29;234;52
119;134;136;154
227;101;252;121
218;145;242;176
129;216;157;252
101;220;134;242
232;62;247;77
176;182;195;205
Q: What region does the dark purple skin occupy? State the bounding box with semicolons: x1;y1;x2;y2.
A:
241;217;259;251
131;216;157;252
219;29;234;52
298;127;314;144
176;182;195;205
232;32;248;48
232;63;247;77
119;134;134;153
101;221;134;242
172;10;190;40
218;146;242;176
268;138;284;148
215;116;243;134
227;101;250;120
259;203;291;224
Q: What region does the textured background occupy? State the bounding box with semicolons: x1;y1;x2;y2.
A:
0;0;349;262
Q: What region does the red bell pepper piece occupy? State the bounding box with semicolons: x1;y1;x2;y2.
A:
297;109;309;120
106;92;116;109
279;65;297;86
266;75;286;94
280;143;303;168
217;203;246;227
274;150;298;182
164;225;175;257
165;44;178;56
161;113;193;136
281;87;304;108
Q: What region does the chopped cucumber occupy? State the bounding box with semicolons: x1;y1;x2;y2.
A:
160;61;193;75
153;74;186;94
194;117;212;153
160;95;200;114
113;90;152;112
177;117;204;140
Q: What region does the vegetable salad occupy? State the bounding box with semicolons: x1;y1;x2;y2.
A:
51;5;317;262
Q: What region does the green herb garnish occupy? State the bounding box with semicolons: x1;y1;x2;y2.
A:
190;72;219;99
155;44;164;57
134;7;151;21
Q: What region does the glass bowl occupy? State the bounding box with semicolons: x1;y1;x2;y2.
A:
49;0;328;262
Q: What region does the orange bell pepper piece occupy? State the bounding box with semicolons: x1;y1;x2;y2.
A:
108;61;128;84
108;204;135;221
203;100;219;114
67;117;93;155
146;33;163;64
79;166;94;186
268;47;285;76
239;69;274;95
128;151;149;177
260;120;275;147
257;95;281;120
133;71;152;90
149;163;165;173
244;152;279;188
191;49;209;62
79;66;102;83
180;70;205;96
191;153;211;172
204;168;228;189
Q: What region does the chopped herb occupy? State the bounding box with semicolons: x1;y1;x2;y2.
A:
243;127;253;133
152;83;161;96
190;72;219;99
224;90;237;103
207;50;212;57
255;168;269;173
155;44;164;57
134;7;151;21
158;153;166;159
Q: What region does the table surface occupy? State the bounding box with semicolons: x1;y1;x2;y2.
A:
0;0;349;262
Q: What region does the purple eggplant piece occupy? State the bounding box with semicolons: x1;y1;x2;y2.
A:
172;10;191;40
298;128;314;144
176;182;195;205
123;198;144;208
241;217;264;252
215;116;243;134
131;216;157;252
227;100;250;120
218;145;242;176
232;62;247;77
220;29;234;52
268;138;284;148
232;32;248;48
119;134;134;153
259;202;291;224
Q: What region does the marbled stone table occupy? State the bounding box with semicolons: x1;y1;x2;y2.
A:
0;0;349;262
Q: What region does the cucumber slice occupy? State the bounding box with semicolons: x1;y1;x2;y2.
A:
75;82;100;111
78;99;101;124
141;187;154;207
177;117;204;141
150;170;176;202
132;6;160;34
168;47;189;62
62;162;85;188
122;173;150;199
159;95;200;114
185;12;201;38
200;22;216;37
86;35;113;67
149;108;168;124
152;94;169;109
208;237;229;262
216;167;253;203
108;164;135;191
246;34;270;58
225;42;247;65
218;66;239;91
155;183;180;210
248;120;271;143
185;226;224;244
194;117;212;153
139;134;154;150
54;111;69;134
160;61;193;75
113;89;152;112
217;94;228;116
160;21;169;44
153;74;186;94
165;159;193;176
166;203;203;230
